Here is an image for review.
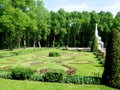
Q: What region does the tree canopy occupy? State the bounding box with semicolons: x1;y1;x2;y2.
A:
0;0;119;49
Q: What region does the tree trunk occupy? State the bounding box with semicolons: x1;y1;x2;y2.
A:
33;33;36;48
38;41;41;48
9;31;13;50
52;36;55;47
23;31;26;49
33;39;35;48
17;30;20;49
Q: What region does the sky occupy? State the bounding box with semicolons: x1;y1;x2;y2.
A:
43;0;120;17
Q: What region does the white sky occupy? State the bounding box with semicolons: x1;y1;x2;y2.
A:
43;0;120;17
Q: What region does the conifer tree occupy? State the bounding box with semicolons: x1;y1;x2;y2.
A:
102;28;120;89
91;35;98;52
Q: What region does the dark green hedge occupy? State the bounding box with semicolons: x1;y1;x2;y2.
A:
43;69;64;82
64;75;101;84
49;51;61;57
11;66;34;80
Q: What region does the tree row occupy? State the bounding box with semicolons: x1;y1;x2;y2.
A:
0;0;120;49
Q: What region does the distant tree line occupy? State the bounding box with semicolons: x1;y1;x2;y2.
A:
0;0;120;50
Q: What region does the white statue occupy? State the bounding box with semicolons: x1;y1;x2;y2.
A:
95;23;104;50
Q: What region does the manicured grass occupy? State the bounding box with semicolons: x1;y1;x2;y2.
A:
0;78;117;90
0;48;117;89
0;48;103;76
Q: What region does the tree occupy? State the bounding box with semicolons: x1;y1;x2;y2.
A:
91;35;98;52
113;12;120;30
36;0;50;47
13;8;30;49
79;11;91;47
0;2;15;50
49;11;59;47
57;8;67;47
99;11;114;47
102;28;120;89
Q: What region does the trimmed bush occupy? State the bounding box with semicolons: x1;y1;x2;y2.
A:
11;66;34;80
102;29;120;89
44;69;65;82
64;75;101;84
49;51;61;57
91;35;98;52
0;72;12;79
29;74;44;81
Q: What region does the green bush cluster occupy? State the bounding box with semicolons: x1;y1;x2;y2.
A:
29;74;44;81
11;67;34;80
64;75;101;84
0;68;102;85
49;51;61;57
94;52;104;65
43;69;64;82
0;72;12;79
97;56;104;64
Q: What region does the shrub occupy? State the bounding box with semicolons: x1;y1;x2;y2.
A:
64;75;83;84
44;69;65;82
97;56;104;64
91;35;98;52
49;51;61;57
84;76;101;84
64;75;101;84
102;29;120;89
11;66;34;80
0;72;12;79
29;73;44;81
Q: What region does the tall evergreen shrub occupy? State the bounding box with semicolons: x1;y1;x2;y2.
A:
91;35;98;52
102;29;120;89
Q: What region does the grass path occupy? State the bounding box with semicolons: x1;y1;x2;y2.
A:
0;78;117;90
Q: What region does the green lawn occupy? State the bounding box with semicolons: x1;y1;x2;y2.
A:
0;48;103;76
0;48;117;90
0;78;117;90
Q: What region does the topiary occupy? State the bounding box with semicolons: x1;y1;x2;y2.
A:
49;51;61;57
43;69;65;82
91;35;98;52
102;28;120;89
11;66;34;80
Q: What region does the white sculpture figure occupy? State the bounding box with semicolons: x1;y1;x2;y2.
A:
95;23;104;50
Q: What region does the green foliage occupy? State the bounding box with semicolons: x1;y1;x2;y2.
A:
29;73;44;82
49;51;61;57
97;56;104;64
91;35;98;52
102;29;120;89
64;75;101;84
0;0;115;49
44;69;65;82
11;66;34;80
0;72;12;79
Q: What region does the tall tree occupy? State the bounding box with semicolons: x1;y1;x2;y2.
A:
49;11;60;47
0;2;15;50
102;28;120;88
113;12;120;30
36;0;50;47
57;8;67;47
99;11;114;47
